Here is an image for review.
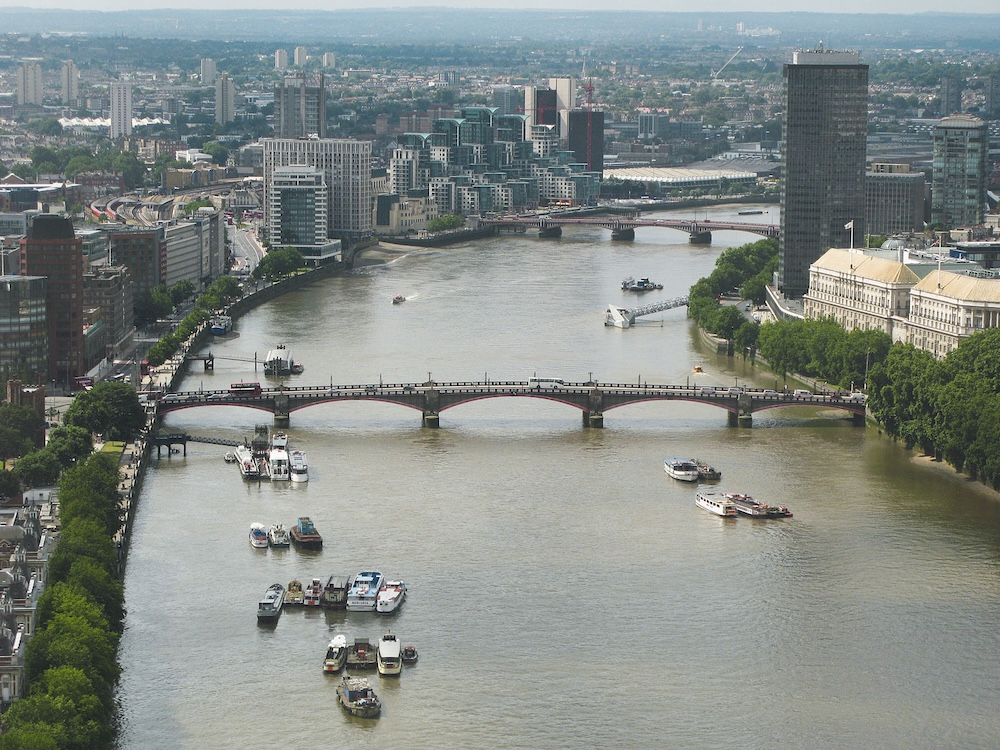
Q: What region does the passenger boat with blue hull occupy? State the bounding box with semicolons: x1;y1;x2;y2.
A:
346;571;385;611
210;315;232;335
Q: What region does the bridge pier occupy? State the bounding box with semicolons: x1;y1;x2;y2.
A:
689;231;712;244
422;412;440;428
273;394;290;427
582;410;604;428
610;228;635;241
538;226;562;238
852;411;866;426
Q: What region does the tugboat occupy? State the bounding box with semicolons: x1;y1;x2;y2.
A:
336;675;381;718
290;517;323;549
401;644;419;664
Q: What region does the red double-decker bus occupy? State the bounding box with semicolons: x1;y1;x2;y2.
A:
229;382;262;396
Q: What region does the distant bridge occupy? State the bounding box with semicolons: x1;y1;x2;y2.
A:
153;380;865;429
479;215;779;243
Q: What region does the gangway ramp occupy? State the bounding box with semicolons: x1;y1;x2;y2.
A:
605;296;689;328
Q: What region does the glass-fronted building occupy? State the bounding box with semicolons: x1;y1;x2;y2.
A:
0;276;47;383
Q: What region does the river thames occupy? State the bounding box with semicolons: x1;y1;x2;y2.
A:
116;204;1000;749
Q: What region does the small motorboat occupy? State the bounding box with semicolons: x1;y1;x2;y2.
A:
249;523;268;548
324;634;348;673
290;363;304;374
268;524;290;548
401;645;418;664
223;452;236;463
375;580;406;615
392;295;405;304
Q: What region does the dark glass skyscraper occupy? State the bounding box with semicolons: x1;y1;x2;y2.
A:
779;48;868;298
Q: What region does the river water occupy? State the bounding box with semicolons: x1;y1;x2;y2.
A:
116;204;1000;749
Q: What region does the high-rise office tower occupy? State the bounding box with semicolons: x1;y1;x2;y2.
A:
294;46;308;66
60;61;79;106
267;166;329;251
18;215;84;385
17;61;43;106
548;77;576;143
274;73;327;138
778;47;868;298
985;75;1000;118
0;275;48;383
274;49;288;70
322;52;336;69
201;58;217;85
567;109;605;173
939;75;963;116
931;114;988;228
491;85;518;116
110;81;133;140
215;74;236;125
262;137;372;240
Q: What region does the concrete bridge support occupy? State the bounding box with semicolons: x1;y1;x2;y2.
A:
689;231;712;244
851;411;866;426
422;412;440;428
538;226;563;238
582;410;604;428
273;394;290;427
611;228;635;241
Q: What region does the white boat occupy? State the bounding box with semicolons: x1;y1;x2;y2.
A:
695;491;738;517
267;524;290;548
375;580;407;615
303;577;323;607
234;444;260;479
664;458;700;482
264;344;293;376
256;582;285;622
324;634;348;673
249;522;268;548
223;452;236;463
269;445;289;481
346;571;385;612
377;631;402;676
289;450;309;483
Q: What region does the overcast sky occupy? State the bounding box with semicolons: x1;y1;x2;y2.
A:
0;0;994;12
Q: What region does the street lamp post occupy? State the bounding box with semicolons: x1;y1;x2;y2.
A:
863;348;873;392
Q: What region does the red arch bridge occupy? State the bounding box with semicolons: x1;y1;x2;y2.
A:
478;216;779;243
153;380;866;429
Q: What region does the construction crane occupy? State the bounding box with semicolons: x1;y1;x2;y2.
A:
711;47;744;81
581;60;595;172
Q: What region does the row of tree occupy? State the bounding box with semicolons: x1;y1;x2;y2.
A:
686;237;892;391
867;329;1000;489
144;275;244;367
250;247;304;282
0;451;125;749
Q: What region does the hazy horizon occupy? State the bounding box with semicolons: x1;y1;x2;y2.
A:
0;1;996;14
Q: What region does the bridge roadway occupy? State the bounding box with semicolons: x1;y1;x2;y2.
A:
154;380;866;428
479;215;779;241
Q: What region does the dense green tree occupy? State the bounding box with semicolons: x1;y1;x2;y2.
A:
251;247;303;281
63;382;144;441
170;279;196;304
201;141;230;166
12;450;61;489
0;702;65;749
43;426;93;468
24;609;119;706
0;403;44;458
61;559;125;634
0;470;20;502
46;519;117;584
58;453;122;537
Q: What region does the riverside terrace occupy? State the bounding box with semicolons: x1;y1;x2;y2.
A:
152;380;867;428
